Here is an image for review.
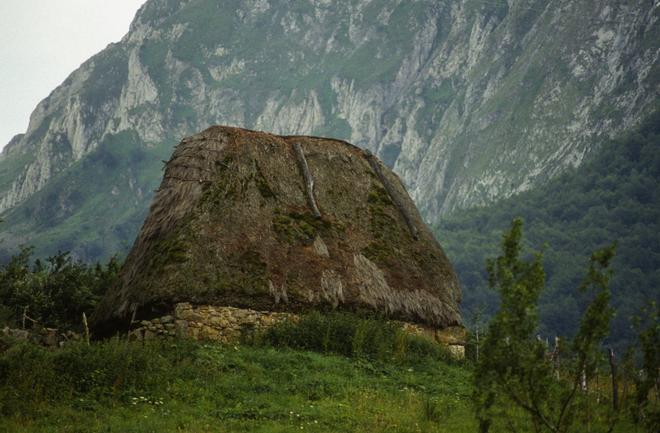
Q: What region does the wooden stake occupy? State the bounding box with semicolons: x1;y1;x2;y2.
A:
608;348;619;411
551;337;561;380
475;327;480;363
82;312;90;346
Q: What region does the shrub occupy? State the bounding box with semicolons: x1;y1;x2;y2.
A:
0;247;119;331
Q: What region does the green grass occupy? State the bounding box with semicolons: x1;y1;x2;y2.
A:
0;311;649;433
0;338;475;433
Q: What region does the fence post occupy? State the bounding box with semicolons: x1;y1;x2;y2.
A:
82;312;90;346
608;348;619;411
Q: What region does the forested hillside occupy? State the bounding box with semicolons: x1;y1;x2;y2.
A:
437;111;660;347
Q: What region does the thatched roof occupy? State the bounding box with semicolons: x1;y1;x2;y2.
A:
92;126;461;331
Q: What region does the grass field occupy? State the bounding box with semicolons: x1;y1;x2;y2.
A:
0;311;651;433
0;339;475;433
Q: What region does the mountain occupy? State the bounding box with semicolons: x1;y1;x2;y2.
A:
437;111;660;348
0;0;658;261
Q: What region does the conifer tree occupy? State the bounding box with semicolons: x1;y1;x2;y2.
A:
474;218;616;433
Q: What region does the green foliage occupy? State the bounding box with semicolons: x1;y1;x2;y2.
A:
0;130;175;263
0;338;475;432
261;311;450;364
474;219;617;433
438;112;660;348
632;302;660;431
79;45;129;107
0;147;35;190
0;247;119;330
0;338;174;417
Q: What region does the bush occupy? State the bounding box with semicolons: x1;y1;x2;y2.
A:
0;247;119;331
259;311;450;364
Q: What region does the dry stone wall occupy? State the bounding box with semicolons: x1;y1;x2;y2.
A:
129;302;466;358
1;326;82;347
129;303;294;343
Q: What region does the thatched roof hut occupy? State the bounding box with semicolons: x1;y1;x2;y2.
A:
92;127;461;332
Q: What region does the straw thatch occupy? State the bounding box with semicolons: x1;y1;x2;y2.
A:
92;126;461;332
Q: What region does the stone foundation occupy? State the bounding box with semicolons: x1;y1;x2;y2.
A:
129;303;294;343
2;326;81;347
401;322;467;359
129;303;466;358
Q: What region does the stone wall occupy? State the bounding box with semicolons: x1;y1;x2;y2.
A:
401;322;466;359
129;302;466;358
1;326;81;347
129;303;294;343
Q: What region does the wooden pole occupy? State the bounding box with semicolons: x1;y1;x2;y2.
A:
552;337;561;380
608;348;619;411
82;312;90;346
364;150;418;239
293;143;322;218
475;327;479;363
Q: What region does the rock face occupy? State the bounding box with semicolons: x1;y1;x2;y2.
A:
0;0;657;260
92;127;461;332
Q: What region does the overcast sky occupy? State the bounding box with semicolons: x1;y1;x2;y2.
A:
0;0;146;150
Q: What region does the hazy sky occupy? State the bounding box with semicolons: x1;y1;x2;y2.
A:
0;0;146;150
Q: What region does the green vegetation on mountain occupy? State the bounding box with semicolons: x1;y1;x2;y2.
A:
0;132;174;261
437;112;660;348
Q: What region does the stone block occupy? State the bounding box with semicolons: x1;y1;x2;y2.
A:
447;344;465;360
177;310;204;322
435;326;467;345
128;329;144;341
175;320;189;337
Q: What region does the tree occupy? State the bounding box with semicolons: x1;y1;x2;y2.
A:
473;218;616;433
632;302;660;432
0;247;120;331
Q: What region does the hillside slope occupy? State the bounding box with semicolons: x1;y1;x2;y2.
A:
436;111;660;347
0;0;658;260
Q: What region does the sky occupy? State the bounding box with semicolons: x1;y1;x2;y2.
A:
0;0;146;150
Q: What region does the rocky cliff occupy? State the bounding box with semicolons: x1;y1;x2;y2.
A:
0;0;657;260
